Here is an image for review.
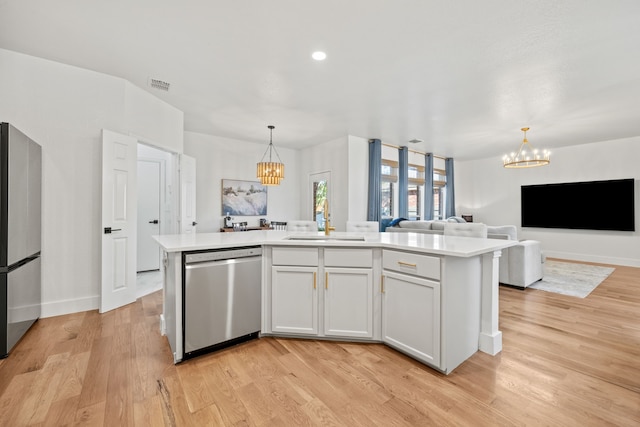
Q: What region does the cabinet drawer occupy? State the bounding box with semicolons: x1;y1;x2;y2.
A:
383;250;440;280
272;247;319;266
324;248;373;268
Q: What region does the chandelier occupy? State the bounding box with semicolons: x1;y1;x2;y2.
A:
257;125;285;185
503;127;550;168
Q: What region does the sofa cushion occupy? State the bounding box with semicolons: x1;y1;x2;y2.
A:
398;220;433;230
431;221;448;231
447;216;467;223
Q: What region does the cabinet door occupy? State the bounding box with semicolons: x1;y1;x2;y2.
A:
271;266;318;335
382;271;440;367
324;268;373;338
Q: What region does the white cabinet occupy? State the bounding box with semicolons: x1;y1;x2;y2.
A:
324;267;373;338
382;249;441;368
270;247;319;336
267;247;376;340
382;271;440;367
271;266;318;335
323;248;375;339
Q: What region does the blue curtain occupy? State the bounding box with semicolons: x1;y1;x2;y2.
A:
424;153;434;220
445;157;456;218
367;139;382;229
398;146;409;218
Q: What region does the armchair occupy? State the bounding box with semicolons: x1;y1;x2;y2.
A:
499;240;544;288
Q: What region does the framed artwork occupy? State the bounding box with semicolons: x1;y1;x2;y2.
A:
221;179;267;216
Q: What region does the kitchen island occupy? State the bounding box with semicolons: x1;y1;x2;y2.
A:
154;231;515;374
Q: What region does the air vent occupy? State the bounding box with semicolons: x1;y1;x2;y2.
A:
408;139;423;144
149;78;170;92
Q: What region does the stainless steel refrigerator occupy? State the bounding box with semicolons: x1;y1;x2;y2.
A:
0;123;42;358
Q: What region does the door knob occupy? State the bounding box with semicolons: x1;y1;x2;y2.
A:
192;221;198;226
148;219;159;224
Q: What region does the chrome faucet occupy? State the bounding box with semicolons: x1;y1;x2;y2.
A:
323;199;336;236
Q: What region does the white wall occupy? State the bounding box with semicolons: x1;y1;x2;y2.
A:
185;132;368;233
456;137;640;267
183;131;300;232
347;136;369;222
0;49;184;317
298;136;350;231
125;82;184;153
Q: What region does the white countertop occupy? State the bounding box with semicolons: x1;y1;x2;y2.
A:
153;230;516;258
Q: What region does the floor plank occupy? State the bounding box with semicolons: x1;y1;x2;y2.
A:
0;261;638;426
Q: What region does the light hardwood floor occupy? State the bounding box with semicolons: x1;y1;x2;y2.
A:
1;259;639;426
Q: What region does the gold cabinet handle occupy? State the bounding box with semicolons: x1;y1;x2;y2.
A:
313;272;316;289
398;261;417;268
381;275;385;293
325;272;328;289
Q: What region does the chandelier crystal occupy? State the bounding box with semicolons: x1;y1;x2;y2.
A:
257;125;285;185
503;127;550;168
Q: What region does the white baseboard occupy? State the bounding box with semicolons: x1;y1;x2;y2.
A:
41;295;99;318
544;251;640;268
40;276;163;319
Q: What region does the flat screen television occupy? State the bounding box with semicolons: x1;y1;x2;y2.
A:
521;179;635;231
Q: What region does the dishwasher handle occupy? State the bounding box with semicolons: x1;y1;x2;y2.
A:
184;247;262;264
184;255;261;269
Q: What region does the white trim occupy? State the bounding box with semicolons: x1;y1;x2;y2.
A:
41;295;99;318
543;251;640;268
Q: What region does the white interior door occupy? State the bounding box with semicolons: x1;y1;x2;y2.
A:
101;129;137;313
137;159;161;272
180;154;197;234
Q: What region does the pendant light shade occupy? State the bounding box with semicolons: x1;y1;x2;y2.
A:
257;125;285;185
503;127;550;168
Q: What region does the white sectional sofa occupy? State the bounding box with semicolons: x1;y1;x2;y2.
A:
386;219;544;288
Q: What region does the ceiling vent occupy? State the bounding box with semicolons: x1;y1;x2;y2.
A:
408;139;423;144
149;78;170;92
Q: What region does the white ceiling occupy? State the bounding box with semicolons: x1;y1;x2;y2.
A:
1;1;640;160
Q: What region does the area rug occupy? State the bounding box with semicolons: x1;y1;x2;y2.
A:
528;260;615;298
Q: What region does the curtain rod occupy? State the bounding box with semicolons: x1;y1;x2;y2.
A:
380;142;447;160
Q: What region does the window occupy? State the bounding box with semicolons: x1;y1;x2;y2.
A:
408;163;424;220
381;159;397;217
313;179;327;230
432;168;446;220
408;184;420;219
381;181;394;217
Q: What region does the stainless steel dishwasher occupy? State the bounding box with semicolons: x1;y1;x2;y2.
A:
183;246;262;359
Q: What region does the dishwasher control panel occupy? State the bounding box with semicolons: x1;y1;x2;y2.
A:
184;246;262;264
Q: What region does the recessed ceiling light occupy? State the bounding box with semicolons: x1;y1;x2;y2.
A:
312;51;327;61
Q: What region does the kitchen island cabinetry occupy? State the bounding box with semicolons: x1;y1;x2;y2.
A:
264;246;379;341
271;266;318;335
154;230;512;371
270;247;319;335
323;248;376;339
382;249;441;367
382;271;441;367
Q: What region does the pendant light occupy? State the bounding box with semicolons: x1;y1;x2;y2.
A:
257;125;285;185
503;127;551;168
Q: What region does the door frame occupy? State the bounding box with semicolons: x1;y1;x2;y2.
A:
101;130;183;312
309;170;331;228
